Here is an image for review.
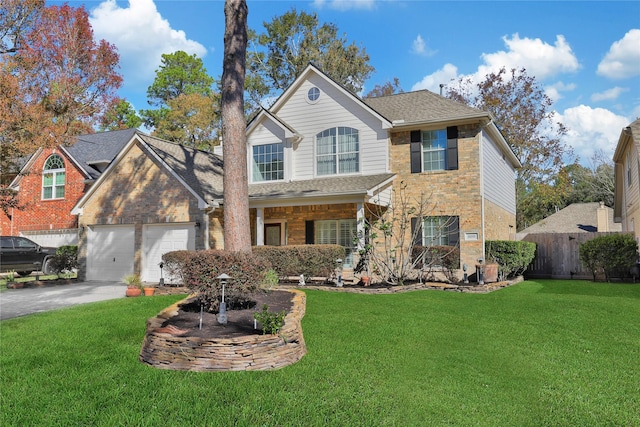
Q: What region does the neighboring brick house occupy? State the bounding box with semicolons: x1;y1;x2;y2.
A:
0;129;137;247
71;133;225;282
613;118;640;240
244;64;520;276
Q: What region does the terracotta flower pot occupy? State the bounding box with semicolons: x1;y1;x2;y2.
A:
126;287;142;297
361;276;370;286
143;287;155;296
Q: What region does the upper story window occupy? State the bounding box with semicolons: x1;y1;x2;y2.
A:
410;126;458;173
252;143;284;182
422;130;447;171
307;87;321;103
626;155;632;187
42;154;65;200
316;127;359;176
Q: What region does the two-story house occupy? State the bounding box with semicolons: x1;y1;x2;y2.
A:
245;64;520;274
613;118;640;239
0;129;137;247
71;64;519;283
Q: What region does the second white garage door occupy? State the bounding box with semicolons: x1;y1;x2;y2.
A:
87;225;135;282
142;224;195;284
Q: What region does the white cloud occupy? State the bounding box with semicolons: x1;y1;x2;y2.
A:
545;81;576;103
557;105;630;161
411;63;459;93
313;0;376;11
89;0;208;96
479;34;580;80
591;86;629;102
411;34;436;57
597;29;640;79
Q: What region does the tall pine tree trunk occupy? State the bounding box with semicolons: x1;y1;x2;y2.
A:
221;0;251;252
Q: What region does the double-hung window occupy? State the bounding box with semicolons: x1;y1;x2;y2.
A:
42;154;65;200
316;127;359;176
412;216;460;248
422;130;447;172
410;126;458;173
252;143;284;182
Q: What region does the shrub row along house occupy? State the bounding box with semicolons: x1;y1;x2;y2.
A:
1;64;521;282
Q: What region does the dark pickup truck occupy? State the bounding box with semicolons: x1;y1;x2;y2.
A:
0;236;57;276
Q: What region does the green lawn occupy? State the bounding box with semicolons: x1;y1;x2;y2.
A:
1;280;638;426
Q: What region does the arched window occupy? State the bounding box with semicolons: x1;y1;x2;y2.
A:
42;154;65;200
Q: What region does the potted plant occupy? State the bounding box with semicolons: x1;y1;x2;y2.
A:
123;273;143;297
143;285;155;296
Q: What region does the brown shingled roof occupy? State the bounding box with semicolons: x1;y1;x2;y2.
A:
518;202;621;235
363;90;488;125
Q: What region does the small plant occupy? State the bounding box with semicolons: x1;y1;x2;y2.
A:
253;304;286;335
50;245;79;278
6;270;16;283
123;273;143;290
262;268;279;290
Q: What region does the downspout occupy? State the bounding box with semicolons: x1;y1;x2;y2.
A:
479;129;486;261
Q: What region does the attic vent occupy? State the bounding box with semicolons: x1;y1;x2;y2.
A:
307;87;320;103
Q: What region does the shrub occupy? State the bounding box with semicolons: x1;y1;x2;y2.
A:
412;245;460;283
485;240;536;280
50;245;78;275
252;245;345;280
579;233;638;281
162;250;271;312
253;304;286;335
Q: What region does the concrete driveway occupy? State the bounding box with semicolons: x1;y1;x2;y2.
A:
0;281;126;320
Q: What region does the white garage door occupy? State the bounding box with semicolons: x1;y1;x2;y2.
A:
87;225;135;282
142;224;194;284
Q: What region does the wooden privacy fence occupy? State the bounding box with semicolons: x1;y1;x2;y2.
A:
521;232;626;280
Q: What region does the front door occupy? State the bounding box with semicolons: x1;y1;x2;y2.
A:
264;223;281;246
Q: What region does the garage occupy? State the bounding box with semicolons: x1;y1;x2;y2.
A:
142;224;195;284
86;225;135;282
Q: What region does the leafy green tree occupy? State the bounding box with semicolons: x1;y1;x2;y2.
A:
100;99;142;131
140;50;219;147
563;150;614;207
446;67;574;230
246;8;374;111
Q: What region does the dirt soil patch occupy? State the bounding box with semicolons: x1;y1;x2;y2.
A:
161;289;294;339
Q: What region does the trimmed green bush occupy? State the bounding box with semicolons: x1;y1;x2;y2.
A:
50;245;78;275
162;250;271;312
252;245;345;279
486;240;536;280
253;304;286;335
579;233;638;281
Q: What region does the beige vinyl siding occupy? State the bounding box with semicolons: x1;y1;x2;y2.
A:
273;73;389;181
482;132;516;215
622;145;640;233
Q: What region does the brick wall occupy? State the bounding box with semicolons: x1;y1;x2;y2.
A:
389;124;485;271
484;199;516;241
77;142;205;277
0;148;85;235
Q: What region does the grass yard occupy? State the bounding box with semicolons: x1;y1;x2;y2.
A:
1;280;638;426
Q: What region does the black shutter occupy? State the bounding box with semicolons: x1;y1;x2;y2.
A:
411;217;423;247
305;221;315;244
410;130;422;173
446;126;458;170
448;216;460;247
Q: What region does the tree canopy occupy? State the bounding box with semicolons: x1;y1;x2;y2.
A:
246;8;374;111
140;51;219;149
446;67;576;230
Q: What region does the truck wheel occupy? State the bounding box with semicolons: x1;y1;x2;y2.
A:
42;258;54;275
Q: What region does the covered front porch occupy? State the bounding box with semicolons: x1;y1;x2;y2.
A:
248;174;396;269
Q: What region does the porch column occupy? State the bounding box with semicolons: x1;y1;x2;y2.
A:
256;208;264;246
356;203;365;250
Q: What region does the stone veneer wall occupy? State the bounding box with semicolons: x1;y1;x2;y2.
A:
139;290;307;371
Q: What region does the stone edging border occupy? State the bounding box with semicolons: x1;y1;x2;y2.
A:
139;289;307;372
275;276;524;294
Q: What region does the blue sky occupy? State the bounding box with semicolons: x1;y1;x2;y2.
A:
52;0;639;165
